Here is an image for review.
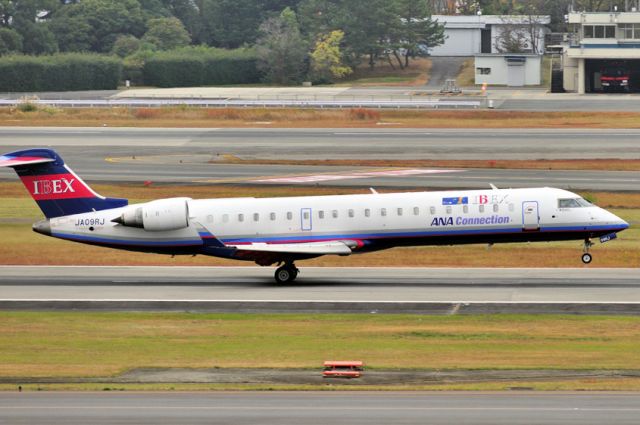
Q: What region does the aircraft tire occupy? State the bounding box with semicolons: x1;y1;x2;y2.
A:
581;253;592;264
275;265;296;284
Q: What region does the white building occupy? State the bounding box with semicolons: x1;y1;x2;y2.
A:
563;11;640;93
475;54;542;86
430;15;550;56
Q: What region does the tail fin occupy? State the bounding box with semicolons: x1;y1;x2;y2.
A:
0;148;128;218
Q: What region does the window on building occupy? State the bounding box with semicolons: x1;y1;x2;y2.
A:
619;23;640;39
584;25;615;38
476;67;491;75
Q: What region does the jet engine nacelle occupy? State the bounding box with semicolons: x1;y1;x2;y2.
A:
113;198;191;231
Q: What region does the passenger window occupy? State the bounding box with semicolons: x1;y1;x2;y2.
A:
287;212;292;220
223;214;229;223
397;208;403;216
332;210;338;218
206;214;213;223
364;209;370;217
509;203;514;212
270;212;276;221
253;213;259;222
446;206;452;214
318;210;324;219
463;205;468;214
303;211;309;220
493;204;499;212
413;207;419;215
348;209;354;218
479;205;485;213
429;206;436;215
381;208;387;217
238;213;244;222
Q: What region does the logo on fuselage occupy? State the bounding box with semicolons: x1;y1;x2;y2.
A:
431;217;454;226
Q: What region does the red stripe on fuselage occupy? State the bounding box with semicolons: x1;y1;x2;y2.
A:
20;174;95;200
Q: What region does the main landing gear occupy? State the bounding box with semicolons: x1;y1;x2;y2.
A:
274;263;299;284
581;238;594;264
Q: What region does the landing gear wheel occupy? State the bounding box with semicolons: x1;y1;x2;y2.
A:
581;253;592;264
275;265;297;284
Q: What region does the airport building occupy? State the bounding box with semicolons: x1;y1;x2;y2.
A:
563;10;640;93
430;15;550;56
474;54;542;86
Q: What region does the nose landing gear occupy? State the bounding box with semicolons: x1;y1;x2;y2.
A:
581;239;594;264
274;263;299;284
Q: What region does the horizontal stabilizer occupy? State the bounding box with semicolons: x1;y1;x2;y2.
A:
230;241;353;256
0;155;55;168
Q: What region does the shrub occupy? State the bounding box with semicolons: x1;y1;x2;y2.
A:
143;46;262;87
0;53;122;92
348;108;381;121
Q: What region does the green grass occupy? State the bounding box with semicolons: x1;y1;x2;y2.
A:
1;313;640;379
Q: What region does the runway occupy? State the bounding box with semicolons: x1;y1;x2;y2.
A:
1;128;639;191
2;391;640;425
1;266;639;314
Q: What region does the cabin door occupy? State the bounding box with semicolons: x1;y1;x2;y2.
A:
522;201;540;231
301;208;312;231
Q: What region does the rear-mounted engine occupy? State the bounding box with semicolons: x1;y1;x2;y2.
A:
112;197;191;231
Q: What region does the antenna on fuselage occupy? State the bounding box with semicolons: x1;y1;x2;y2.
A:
489;183;498;190
369;187;378;194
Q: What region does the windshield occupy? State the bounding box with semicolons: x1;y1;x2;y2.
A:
558;198;592;208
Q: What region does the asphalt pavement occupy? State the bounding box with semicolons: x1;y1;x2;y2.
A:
2;392;639;425
1;128;639;191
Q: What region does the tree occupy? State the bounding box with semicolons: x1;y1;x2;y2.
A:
310;30;351;82
112;34;141;57
20;23;58;54
142;17;191;50
0;27;22;54
255;7;307;85
49;0;145;52
389;0;445;69
200;0;264;48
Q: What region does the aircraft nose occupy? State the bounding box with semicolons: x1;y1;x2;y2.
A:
32;219;51;236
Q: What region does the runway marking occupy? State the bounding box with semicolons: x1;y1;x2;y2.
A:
251;169;463;183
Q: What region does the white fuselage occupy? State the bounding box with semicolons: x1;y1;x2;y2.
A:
43;187;628;262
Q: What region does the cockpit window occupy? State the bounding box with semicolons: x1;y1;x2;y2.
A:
558;198;592;208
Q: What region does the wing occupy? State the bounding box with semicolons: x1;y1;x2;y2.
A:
228;240;355;266
230;241;353;255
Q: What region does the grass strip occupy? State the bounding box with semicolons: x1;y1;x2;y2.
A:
0;183;637;267
1;312;639;379
5;108;640;128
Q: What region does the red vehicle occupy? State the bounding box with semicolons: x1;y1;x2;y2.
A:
601;63;630;92
322;361;364;378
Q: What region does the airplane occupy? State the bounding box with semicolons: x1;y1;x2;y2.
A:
0;148;630;283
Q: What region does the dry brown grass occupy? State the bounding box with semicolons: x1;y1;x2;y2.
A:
343;57;432;86
218;157;640;172
4;107;640;128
